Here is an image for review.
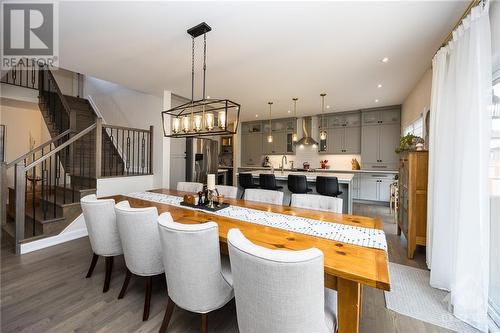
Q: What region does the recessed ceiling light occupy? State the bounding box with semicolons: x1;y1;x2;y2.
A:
381;57;389;63
377;84;382;88
375;99;379;103
326;105;330;109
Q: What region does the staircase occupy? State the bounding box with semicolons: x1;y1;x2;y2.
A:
1;61;153;253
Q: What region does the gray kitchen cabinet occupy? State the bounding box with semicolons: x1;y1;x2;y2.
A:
262;135;273;155
261;118;296;155
358;173;394;202
272;132;287;154
361;109;401;170
379;123;400;166
242;121;262;133
359;176;379;201
362;107;400;125
329;128;344;153
241;133;262;166
344;126;361;153
361;125;379;163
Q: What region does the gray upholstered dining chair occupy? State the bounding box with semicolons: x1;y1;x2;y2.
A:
215;185;239;199
176;181;204;193
157;213;233;333
114;200;164;321
228;228;338;333
291;193;343;214
80;194;123;293
243;188;284;205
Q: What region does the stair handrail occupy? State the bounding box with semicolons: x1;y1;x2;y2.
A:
6;129;73;169
41;67;73;117
24;123;97;171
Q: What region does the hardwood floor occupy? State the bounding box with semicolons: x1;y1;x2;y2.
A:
1;203;451;332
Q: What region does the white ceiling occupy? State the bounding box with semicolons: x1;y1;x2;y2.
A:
58;1;468;121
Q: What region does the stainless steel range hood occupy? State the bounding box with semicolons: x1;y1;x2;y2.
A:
296;116;319;146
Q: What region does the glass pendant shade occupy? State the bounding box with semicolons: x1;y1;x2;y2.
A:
267;135;273;143
320;130;327;140
193;114;203;131
182;115;191;132
172;117;181;134
292;132;298;142
218;111;226;129
205;112;214;130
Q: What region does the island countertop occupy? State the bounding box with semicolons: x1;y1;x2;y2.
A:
244;170;355;183
238;166;398;175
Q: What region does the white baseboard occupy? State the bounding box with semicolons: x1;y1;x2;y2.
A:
20;228;88;254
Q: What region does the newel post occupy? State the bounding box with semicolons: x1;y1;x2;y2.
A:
14;163;25;255
149;126;154;174
95;118;102;179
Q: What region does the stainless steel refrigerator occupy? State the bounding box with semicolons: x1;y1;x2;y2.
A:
185;138;218;184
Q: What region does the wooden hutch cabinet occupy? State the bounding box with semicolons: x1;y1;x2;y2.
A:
398;151;428;259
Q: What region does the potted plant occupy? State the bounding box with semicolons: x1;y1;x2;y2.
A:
395;134;424;153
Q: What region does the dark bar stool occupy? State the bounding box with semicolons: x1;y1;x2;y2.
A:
239;173;259;199
259;174;283;191
287;174;312;205
316;176;343;197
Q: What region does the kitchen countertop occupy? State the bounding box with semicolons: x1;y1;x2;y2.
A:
246;170;355;183
238;166;398;174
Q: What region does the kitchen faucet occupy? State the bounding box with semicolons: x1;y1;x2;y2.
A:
281;155;288;174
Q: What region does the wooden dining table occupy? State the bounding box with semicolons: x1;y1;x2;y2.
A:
109;189;390;333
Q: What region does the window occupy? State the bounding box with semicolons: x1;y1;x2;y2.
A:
404;115;424;138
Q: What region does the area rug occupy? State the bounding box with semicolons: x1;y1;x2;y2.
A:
384;262;480;333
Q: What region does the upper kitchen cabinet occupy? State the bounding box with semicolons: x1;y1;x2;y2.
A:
241;131;263;166
241;121;262;133
361;107;401;170
318;112;361;154
362;107;401;125
246;118;296;156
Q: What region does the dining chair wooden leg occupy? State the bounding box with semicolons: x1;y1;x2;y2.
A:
200;313;208;333
143;276;153;321
118;269;132;299
85;253;99;278
103;256;114;293
159;296;176;333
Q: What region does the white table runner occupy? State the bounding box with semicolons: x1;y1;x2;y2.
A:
126;191;387;251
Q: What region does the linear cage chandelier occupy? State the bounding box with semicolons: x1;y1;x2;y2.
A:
162;22;240;138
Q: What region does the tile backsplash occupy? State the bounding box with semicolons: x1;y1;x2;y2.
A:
266;145;361;171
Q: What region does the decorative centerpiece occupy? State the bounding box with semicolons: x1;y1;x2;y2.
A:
181;174;229;212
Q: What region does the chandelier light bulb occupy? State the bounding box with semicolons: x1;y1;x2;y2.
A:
172;117;181;134
292;133;298;142
193;114;203;132
182;115;191;133
205;112;214;130
218;110;226;129
267;135;273;143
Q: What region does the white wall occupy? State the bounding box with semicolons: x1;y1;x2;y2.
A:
0;98;51;188
96;175;155;197
401;68;432;131
83;76;169;188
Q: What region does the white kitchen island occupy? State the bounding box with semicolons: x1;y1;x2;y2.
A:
239;170;354;214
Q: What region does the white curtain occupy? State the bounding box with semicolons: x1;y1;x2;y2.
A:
427;3;492;332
